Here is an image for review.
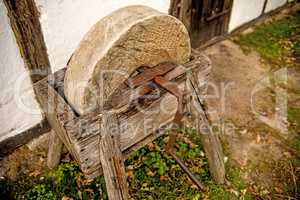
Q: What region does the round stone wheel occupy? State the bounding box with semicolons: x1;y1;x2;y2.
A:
64;5;191;115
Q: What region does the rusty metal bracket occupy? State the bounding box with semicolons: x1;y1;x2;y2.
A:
126;63;177;88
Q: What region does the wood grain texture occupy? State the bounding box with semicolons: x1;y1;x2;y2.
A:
170;0;233;47
34;52;212;178
3;0;51;82
0;119;50;157
186;65;225;185
179;0;192;32
99;113;128;200
47;130;63;168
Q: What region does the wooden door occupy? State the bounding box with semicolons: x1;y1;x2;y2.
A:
170;0;233;47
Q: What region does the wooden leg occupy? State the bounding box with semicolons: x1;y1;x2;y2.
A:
99;113;128;200
47;130;63;168
186;76;226;185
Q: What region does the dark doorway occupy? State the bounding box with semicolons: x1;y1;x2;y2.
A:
170;0;233;47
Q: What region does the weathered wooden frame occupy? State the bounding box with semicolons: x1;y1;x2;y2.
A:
34;51;225;190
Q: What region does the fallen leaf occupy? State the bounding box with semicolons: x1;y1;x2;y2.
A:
127;170;134;178
191;184;198;189
142;183;148;187
147;170;155;177
256;134;261;143
283;151;292;158
147;142;155;150
266;134;273;144
160;175;168;181
240;129;247;135
127;165;134;170
202;195;209;200
29;170;41;177
274;187;283;193
224;156;229;163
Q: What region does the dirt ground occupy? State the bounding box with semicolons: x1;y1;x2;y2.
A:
203;39;300;198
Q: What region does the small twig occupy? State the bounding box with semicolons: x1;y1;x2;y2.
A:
274;194;297;200
289;160;297;196
271;134;300;159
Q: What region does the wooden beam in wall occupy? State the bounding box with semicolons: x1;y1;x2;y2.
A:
3;0;51;83
0;119;50;157
169;0;192;32
1;0;52;155
262;0;269;15
169;0;181;17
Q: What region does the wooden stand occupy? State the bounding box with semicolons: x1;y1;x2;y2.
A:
34;51;225;199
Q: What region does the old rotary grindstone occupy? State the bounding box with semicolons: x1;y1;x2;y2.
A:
34;6;225;200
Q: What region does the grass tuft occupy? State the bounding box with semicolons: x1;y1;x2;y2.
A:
235;10;300;68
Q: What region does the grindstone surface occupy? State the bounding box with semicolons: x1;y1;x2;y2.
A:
64;5;191;115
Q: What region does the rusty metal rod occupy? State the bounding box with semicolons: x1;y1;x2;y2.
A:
154;75;207;192
167;149;207;191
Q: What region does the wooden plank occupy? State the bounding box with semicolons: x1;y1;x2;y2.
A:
209;0;219;42
186;69;225;185
222;0;234;34
99;113;128;200
109;65;186;111
47;130;63;168
179;0;192;32
189;0;234;47
34;52;212;178
34;78;80;163
0;119;50;157
190;0;211;46
68;82;181;177
202;0;210;21
262;0;269;15
169;0;181;17
127;63;176;87
3;0;51;82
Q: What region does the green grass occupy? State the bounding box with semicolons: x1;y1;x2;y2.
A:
236;10;300;67
0;127;253;200
0;162;108;200
288;106;300;152
286;131;300;200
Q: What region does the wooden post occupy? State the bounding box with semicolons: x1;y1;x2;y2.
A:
3;0;51;82
262;0;269;15
3;0;52;153
47;130;63;168
186;70;226;185
99;113;129;200
169;0;192;32
179;0;192;32
169;0;181;17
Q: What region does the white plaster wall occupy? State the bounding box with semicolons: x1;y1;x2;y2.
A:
229;0;265;32
265;0;287;12
0;2;43;142
229;0;289;32
35;0;170;72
